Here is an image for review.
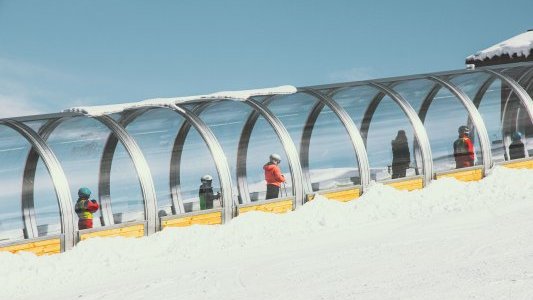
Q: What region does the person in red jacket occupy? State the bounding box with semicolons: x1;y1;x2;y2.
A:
453;126;475;169
263;153;286;199
75;187;99;230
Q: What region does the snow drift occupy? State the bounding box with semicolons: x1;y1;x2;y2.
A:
1;166;532;300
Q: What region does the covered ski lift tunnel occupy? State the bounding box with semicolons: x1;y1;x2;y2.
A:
1;62;532;255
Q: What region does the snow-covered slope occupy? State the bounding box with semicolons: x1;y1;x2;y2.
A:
1;167;532;300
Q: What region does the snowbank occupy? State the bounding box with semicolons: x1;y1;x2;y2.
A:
64;85;297;116
1;167;532;299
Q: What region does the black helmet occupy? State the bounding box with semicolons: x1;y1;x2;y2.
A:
458;125;470;135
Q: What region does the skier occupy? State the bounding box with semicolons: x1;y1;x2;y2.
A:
263;153;285;199
453;126;475;169
509;131;526;160
75;187;99;230
199;175;221;210
391;130;411;179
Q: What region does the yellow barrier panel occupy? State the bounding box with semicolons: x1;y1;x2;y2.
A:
385;177;424;191
435;167;484;182
0;238;61;255
238;199;293;215
162;211;222;228
79;224;145;241
500;158;533;169
308;187;361;202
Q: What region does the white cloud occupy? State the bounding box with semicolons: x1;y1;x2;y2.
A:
0;57;76;118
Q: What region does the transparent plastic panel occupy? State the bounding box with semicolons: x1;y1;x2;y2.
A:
24;120;48;133
392;79;436;113
199;101;250;200
44;117;144;228
422;88;483;172
0;126;31;242
180;127;220;212
125;109;186;216
330;85;381;128
365;96;420;181
499;66;532;83
308;106;359;189
109;142;144;223
33;159;61;236
266;93;318;153
247;116;291;200
449;72;491;101
451;74;506;162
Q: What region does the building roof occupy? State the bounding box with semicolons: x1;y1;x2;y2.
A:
466;30;533;67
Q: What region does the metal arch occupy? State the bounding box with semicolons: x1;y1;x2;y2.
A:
482;69;533;123
239;99;305;208
22;114;159;235
169;104;235;223
364;82;434;186
299;88;371;193
1;119;75;251
99;103;234;224
21;117;65;240
235;95;279;204
359;90;387;145
92;115;159;234
426;76;493;174
168;103;211;215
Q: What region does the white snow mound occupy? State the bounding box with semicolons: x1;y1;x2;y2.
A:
1;166;533;300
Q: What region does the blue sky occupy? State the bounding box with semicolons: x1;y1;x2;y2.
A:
0;0;532;117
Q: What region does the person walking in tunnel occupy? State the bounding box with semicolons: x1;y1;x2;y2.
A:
453;125;475;169
264;153;286;199
199;175;221;210
75;187;99;230
391;130;411;179
509;131;526;160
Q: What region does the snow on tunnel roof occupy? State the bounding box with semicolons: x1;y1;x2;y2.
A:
64;85;297;116
466;30;533;63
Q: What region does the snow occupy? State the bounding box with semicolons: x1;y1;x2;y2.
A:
1;166;533;299
64;85;297;116
467;30;533;61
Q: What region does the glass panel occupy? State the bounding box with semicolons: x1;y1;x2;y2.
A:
0;126;31;242
247;116;292;200
125;109;186;216
421;88;483;172
33;159;61;236
266;93;317;153
24;120;48;133
392;79;436;113
308;106;359;189
451;74;506;162
199;100;291;202
365;96;420;180
180;127;220;212
109;142;144;223
330;85;380;127
42;117;144;228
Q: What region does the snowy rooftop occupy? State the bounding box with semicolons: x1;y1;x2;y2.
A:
64;85;297;116
466;30;533;63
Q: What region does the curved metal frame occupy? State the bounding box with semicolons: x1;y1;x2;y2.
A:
1;119;75;250
361;82;433;185
22;114;159;236
99;104;234;223
235;99;305;207
297;89;371;193
169;104;235;221
424;76;493;174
